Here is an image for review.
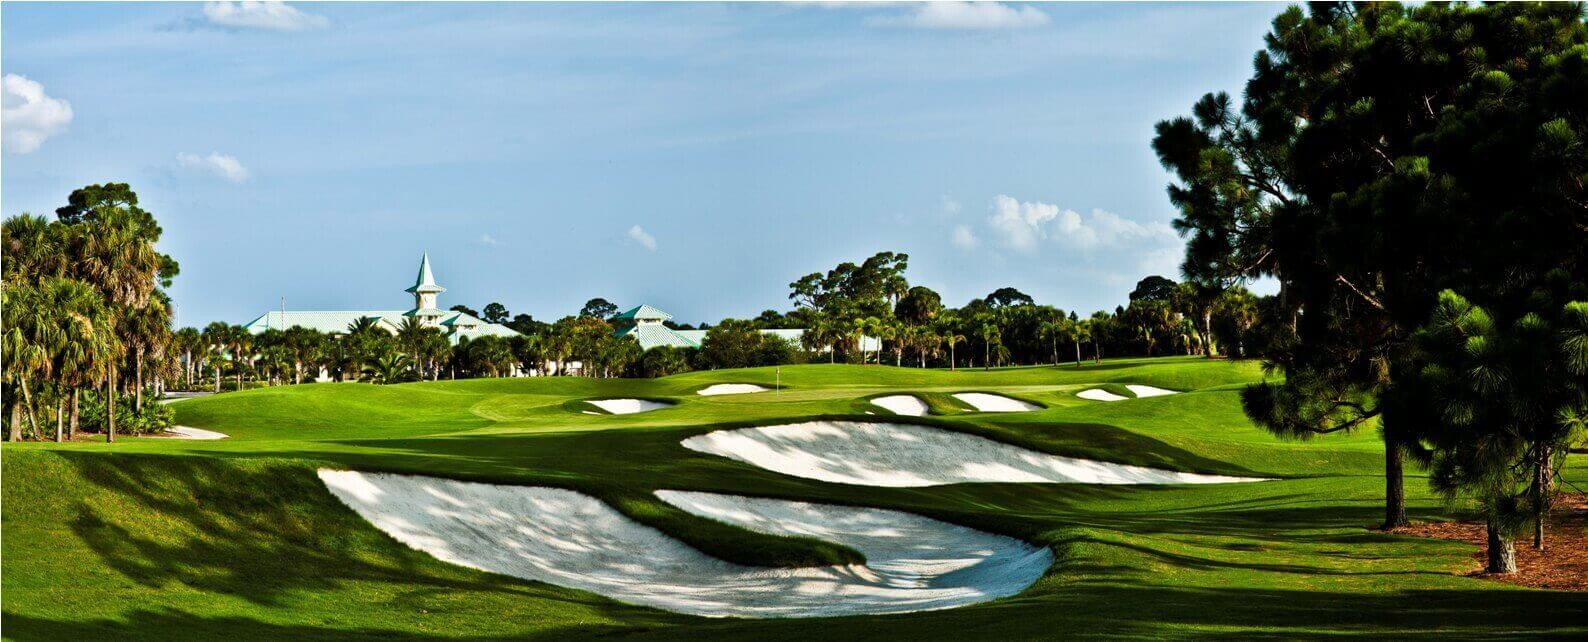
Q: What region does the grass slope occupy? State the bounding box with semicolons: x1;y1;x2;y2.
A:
5;356;1585;639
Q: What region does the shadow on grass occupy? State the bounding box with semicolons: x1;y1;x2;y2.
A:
0;608;638;641
50;451;667;620
6;580;1584;640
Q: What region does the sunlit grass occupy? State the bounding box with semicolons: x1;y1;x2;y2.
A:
4;356;1584;639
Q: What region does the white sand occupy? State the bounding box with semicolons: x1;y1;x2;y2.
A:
871;394;929;417
1077;389;1129;402
319;469;1051;618
682;421;1266;487
952;392;1040;412
587;398;673;415
697;383;769;396
1125;385;1178;398
161;426;229;440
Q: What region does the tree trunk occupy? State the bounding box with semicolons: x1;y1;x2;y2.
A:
19;378;41;439
1533;446;1550;551
56;397;64;442
70;388;80;439
949;344;956;371
107;366;117;443
9;400;20;442
214;366;221;393
186;350;194;388
1074;340;1082;368
135;350;145;412
1203;310;1216;357
1486;519;1517;573
1384;437;1407;528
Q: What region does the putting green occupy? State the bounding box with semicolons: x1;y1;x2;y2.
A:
4;357;1585;639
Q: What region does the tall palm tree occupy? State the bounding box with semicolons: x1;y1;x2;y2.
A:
202;322;230;392
225;324;253;391
1073;319;1092;368
173;327;201;389
977;323;1000;370
120;297;170;411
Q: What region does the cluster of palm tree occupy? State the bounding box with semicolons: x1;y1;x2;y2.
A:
1119;280;1260;359
167;311;654;388
2;184;178;441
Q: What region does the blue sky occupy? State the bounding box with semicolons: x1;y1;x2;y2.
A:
3;1;1282;327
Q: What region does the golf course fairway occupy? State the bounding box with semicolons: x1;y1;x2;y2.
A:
4;357;1585;638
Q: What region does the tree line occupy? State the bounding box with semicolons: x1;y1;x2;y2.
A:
3;184;179;441
1153;2;1587;573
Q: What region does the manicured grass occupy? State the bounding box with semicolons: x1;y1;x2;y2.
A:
4;356;1585;639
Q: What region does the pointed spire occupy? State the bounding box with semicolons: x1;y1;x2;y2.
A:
405;253;446;294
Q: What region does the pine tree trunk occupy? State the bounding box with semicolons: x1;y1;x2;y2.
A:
1203;310;1216;357
1486;519;1517;573
70;389;80;439
1533;446;1550;550
1384;437;1407;528
1075;340;1082;367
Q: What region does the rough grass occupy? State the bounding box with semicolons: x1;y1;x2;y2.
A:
5;356;1586;639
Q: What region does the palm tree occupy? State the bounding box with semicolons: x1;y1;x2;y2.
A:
1073;319;1092;368
364;354;418;385
224;325;253;391
173;327;201;389
121;297;170;411
1039;318;1067;366
202;322;230;392
395;316;431;370
977;323;1000;370
3;284;56;440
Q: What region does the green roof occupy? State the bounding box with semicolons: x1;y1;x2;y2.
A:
404;253;445;294
244;309;517;345
613;304;672;322
617;324;698;349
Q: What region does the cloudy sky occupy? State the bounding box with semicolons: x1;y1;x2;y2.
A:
2;1;1280;327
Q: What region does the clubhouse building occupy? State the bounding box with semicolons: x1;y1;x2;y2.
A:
243;254;520;343
612;304;878;352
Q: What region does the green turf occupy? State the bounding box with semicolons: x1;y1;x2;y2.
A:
4;356;1585;639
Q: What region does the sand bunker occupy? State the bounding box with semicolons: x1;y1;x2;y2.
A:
1077;389;1129;402
159;426;229;440
697;383;769;396
871;395;929;417
682;421;1265;487
587;398;672;415
952;392;1040;412
1078;385;1179;402
319;470;1051;618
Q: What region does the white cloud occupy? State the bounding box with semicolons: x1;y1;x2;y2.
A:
627;225;657;251
987;194;1060;251
477;234;500;247
2;74;73;155
869;2;1050;31
985;194;1177;252
203;2;329;32
177;152;250;182
951;224;978;250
